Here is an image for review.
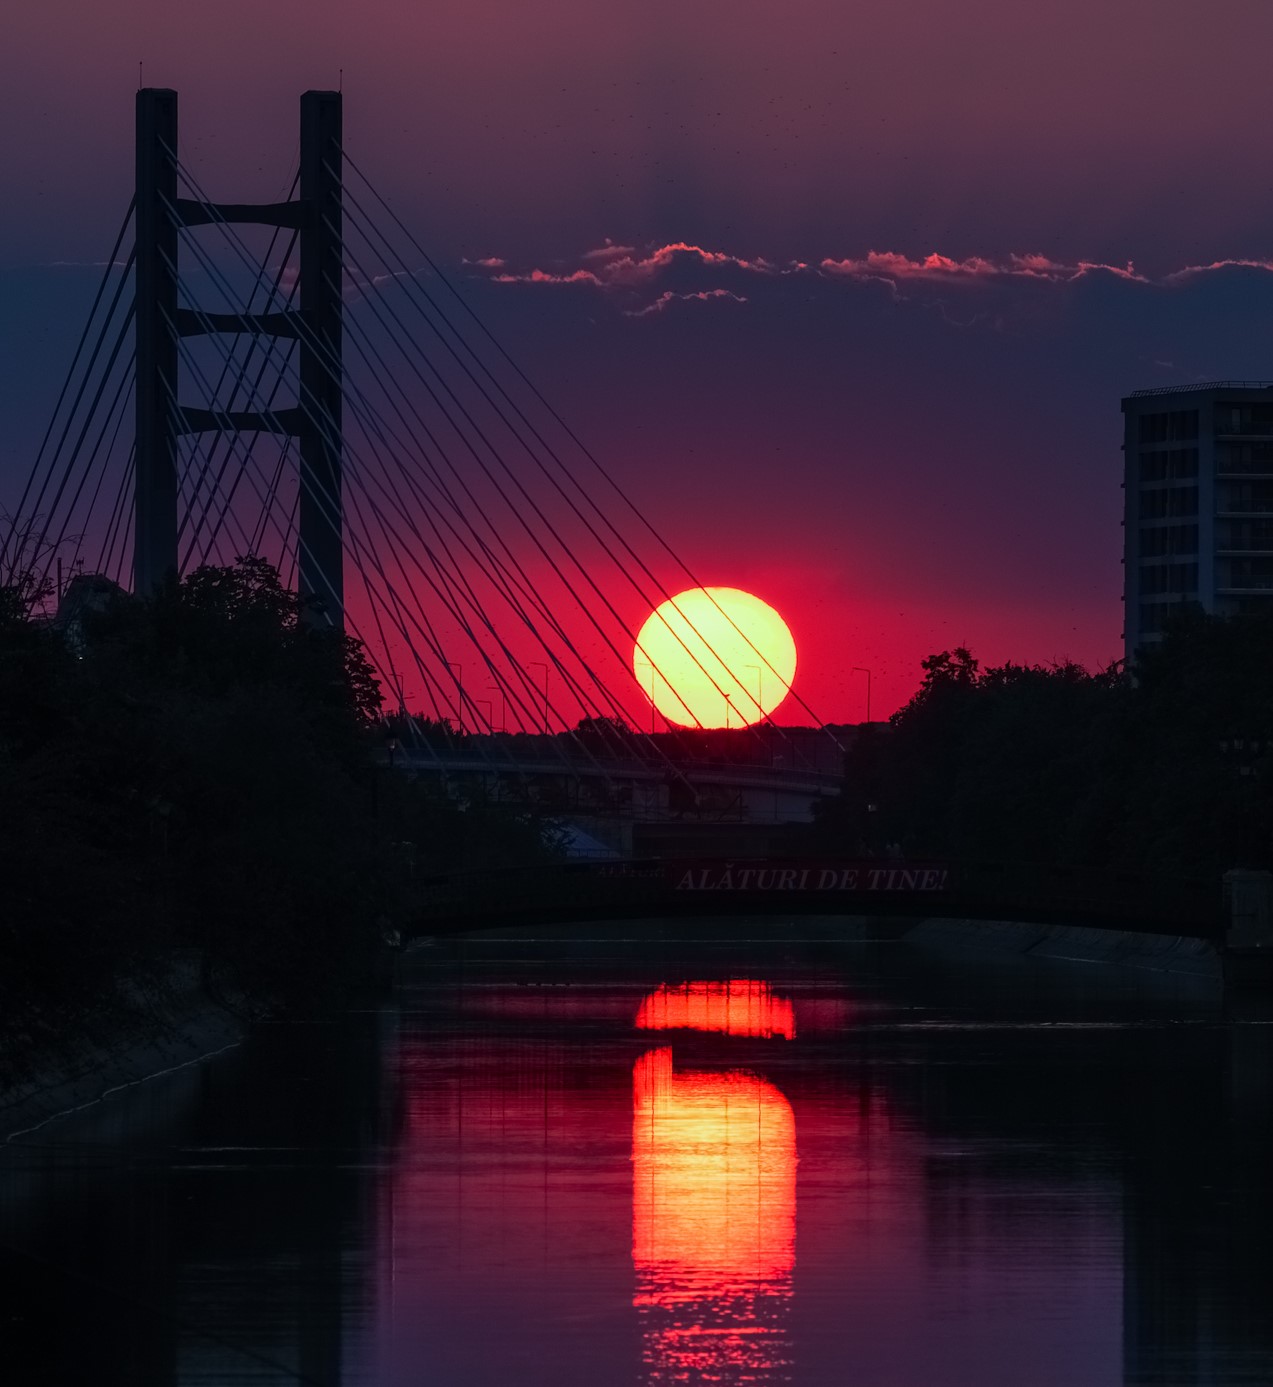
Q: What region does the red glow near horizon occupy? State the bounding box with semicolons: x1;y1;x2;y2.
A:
12;0;1270;734
632;1046;796;1381
635;979;796;1039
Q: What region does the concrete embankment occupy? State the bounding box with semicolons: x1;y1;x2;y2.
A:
0;962;245;1143
900;917;1221;979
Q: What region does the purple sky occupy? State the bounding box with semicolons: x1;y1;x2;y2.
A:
4;0;1273;718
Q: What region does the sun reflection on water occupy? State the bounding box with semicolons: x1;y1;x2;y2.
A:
636;979;796;1040
633;981;797;1383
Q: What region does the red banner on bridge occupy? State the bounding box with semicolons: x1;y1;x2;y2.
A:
668;861;951;893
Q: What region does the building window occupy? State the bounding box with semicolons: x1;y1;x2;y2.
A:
1139;599;1201;635
1220;481;1273;514
1139;448;1199;482
1218;519;1273;550
1139;410;1200;444
1140;485;1198;520
1216;440;1273;474
1214;403;1273;436
1223;556;1273;591
1140;562;1199;596
1139;524;1198;557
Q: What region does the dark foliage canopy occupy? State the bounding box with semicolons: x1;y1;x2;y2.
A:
0;559;556;1086
812;614;1273;876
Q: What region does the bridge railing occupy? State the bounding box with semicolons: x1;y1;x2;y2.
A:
393;744;842;783
410;857;1223;938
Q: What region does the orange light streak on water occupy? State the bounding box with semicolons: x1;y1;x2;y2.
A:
635;979;796;1040
632;1044;797;1382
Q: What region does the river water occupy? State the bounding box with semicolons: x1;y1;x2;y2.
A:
4;919;1273;1386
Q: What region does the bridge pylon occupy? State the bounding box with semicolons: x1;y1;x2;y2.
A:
133;87;344;626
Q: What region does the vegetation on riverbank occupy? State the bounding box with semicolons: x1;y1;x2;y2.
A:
0;558;558;1089
813;611;1273;875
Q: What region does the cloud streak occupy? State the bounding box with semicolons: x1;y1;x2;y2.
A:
483;241;783;291
468;240;1273;322
818;250;1143;285
623;288;748;318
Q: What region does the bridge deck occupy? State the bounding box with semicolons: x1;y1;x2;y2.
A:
396;750;842;797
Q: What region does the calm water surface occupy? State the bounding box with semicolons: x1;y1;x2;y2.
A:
4;919;1273;1385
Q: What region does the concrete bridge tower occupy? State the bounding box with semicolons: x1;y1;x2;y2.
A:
133;88;344;625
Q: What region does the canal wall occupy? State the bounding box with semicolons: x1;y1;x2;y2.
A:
0;959;245;1143
902;917;1221;978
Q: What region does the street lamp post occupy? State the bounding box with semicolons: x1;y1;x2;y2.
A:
636;660;656;734
865;800;880;854
488;684;508;733
743;664;765;763
852;666;872;724
444;661;463;732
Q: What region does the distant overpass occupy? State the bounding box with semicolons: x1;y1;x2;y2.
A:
392;746;843;823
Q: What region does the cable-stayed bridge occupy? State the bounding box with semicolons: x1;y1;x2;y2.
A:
0;89;844;834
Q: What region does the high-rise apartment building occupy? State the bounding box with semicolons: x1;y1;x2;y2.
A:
1122;383;1273;662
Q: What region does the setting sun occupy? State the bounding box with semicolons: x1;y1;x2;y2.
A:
633;587;797;729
